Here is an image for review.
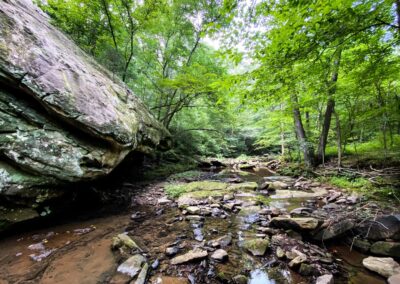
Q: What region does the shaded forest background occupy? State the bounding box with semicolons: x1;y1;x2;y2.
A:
37;0;400;167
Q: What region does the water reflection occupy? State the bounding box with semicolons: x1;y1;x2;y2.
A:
249;269;275;284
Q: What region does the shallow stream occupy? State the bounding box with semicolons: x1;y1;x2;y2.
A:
0;167;386;283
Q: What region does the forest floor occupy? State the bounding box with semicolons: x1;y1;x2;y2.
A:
0;156;399;284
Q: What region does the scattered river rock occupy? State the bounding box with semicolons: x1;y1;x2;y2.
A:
170;248;208;265
211;249;228;261
242;238;269;256
315;274;334;284
270;217;320;230
117;254;146;277
362;256;400;278
313;219;355;241
370;241;400;258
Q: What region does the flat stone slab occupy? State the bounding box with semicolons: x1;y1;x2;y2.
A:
270;217;320;230
170;248;208;265
271;188;328;199
362;256;400;278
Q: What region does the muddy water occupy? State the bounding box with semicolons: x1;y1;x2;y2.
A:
0;214;130;283
0;168;386;284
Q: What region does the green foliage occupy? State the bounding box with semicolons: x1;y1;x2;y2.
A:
164;183;189;198
37;0;400;170
328;176;370;189
164;180;228;198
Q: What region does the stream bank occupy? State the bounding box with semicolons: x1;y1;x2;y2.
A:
0;158;398;284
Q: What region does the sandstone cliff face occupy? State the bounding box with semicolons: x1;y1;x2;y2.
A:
0;0;169;226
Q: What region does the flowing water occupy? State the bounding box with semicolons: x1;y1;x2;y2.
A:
0;167;386;284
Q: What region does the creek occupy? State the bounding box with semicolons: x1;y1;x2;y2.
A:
0;165;387;283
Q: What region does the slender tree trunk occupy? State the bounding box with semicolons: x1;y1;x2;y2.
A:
100;0;118;50
317;47;342;164
291;93;315;167
280;104;285;156
334;111;342;168
396;0;400;33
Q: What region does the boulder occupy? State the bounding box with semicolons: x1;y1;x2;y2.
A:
350;238;371;253
0;0;169;226
242;238;269;256
313;219;355;241
112;234;141;251
117;254;146;277
357;215;400;241
170;248;208;265
298;263;314;276
362;256;400;278
370;241;400;258
270;217;320;231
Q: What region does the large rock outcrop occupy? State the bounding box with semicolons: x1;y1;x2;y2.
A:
0;0;169;226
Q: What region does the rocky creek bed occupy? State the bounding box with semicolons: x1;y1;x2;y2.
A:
0;161;399;284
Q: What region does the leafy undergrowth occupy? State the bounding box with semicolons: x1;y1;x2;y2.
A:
325;137;400;167
319;175;399;204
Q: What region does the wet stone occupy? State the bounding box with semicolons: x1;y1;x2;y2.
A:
351;238;371;253
315;274;334;284
270;217;320;231
299;263;314;276
112;233;140;251
290;207;313;216
242;238;269;256
158;197;172;205
186;206;200;215
211;249;228;261
117;254;146;277
193;228;204;241
170;248;208;265
370;241;400;258
28;242;45;251
209;234;232;248
166;247;179;256
288;255;307;268
276;247;285;259
362;256;400;278
135;263;149;284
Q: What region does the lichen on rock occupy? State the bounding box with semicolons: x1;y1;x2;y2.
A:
0;0;170;227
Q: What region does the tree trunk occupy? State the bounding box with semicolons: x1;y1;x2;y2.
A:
396;0;400;33
280;104;285;156
317;47;342;164
334;111;342;168
291;93;315;167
